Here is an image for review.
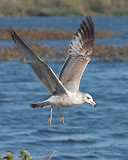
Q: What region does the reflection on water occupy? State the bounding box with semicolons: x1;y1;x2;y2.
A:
0;61;128;159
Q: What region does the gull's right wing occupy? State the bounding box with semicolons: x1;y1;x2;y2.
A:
59;17;94;91
9;29;67;95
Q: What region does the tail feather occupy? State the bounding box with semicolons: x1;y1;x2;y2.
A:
31;101;49;108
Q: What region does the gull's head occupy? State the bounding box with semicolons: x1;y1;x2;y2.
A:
83;93;96;107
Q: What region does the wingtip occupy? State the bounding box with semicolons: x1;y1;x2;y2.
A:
31;103;38;108
81;16;91;22
8;28;22;44
8;27;16;40
86;16;94;37
8;27;14;34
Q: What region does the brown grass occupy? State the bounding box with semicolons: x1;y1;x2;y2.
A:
0;43;128;62
95;30;120;38
0;28;74;40
94;44;128;61
0;28;120;40
0;43;58;61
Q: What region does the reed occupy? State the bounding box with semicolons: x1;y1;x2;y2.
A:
0;28;120;40
0;43;128;62
95;30;120;38
0;28;73;40
94;44;128;61
0;149;58;160
0;43;57;61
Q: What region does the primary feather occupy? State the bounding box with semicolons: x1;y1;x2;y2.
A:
59;16;94;91
9;28;67;95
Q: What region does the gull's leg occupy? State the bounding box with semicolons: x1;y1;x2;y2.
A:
48;106;53;125
58;107;64;124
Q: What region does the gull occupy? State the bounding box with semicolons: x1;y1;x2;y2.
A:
9;16;96;125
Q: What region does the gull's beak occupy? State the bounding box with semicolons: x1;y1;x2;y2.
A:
90;101;96;108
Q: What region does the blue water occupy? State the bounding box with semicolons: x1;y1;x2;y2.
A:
0;17;128;159
1;16;128;48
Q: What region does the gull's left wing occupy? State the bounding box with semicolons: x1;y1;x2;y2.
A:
9;29;67;95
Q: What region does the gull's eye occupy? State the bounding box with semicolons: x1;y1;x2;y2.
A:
87;97;90;99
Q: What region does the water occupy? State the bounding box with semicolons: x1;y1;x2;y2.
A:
0;61;128;159
1;16;128;48
0;17;128;159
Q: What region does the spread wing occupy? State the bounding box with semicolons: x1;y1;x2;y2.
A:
9;29;67;95
59;16;94;91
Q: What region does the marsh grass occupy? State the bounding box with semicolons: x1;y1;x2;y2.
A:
94;44;128;61
0;149;58;160
0;28;120;40
0;43;128;62
95;30;120;38
0;43;58;61
0;28;73;40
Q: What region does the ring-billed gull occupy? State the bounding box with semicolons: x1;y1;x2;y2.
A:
9;16;96;125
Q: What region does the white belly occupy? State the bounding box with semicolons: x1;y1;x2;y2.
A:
48;92;83;107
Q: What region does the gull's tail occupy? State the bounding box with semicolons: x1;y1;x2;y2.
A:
31;100;49;108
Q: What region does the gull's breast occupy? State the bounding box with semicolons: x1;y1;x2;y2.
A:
48;92;83;107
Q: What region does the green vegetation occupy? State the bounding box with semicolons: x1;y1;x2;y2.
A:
0;149;58;160
0;28;120;40
0;0;128;16
19;149;32;160
0;152;13;160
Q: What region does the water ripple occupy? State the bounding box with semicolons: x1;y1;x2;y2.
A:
0;51;128;159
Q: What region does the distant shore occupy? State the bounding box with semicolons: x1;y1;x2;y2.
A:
0;0;128;17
